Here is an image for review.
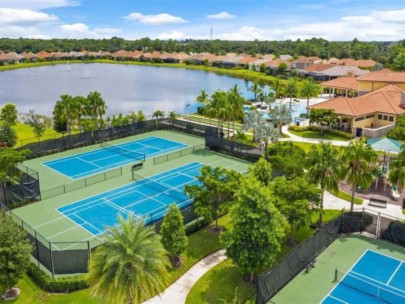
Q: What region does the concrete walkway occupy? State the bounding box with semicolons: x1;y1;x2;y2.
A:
144;249;227;304
323;190;405;219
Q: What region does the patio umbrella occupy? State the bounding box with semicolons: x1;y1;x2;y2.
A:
366;137;403;154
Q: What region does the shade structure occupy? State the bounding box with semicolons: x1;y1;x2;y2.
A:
367;137;404;154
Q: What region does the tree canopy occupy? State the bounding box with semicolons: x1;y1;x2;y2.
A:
266;141;306;178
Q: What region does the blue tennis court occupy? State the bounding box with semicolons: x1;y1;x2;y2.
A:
43;137;187;179
57;162;202;236
322;250;405;304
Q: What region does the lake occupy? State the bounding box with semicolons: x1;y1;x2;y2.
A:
0;63;263;118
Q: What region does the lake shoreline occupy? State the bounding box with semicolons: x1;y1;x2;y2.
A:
0;59;280;85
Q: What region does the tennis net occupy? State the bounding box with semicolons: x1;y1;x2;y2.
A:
334;269;405;303
132;171;185;196
100;142;145;162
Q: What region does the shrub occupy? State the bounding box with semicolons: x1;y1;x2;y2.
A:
184;217;209;235
288;125;352;139
27;263;88;293
387;127;405;140
383;221;405;246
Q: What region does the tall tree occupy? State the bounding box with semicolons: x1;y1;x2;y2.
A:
284;77;298;109
0;148;29;192
227;85;244;136
88;215;169;304
205;90;229;137
266;141;306;179
168;111;177;126
271;104;292;134
53;94;74;134
0;212;32;299
256;121;279;151
221;177;286;282
249;156;272;186
184;166;241;229
0;104;18;127
160;203;188;267
243;109;265;142
300;78;320;115
342;138;378;211
389;145;405;192
249;80;263;102
23;110;46;141
0;126;17;147
271;177;321;244
87;91;107;130
306;142;343;225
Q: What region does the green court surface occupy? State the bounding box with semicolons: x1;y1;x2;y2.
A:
269;236;405;304
12;130;249;250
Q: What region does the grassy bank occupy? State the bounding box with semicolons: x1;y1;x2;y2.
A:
288;129;350;141
0;59;282;85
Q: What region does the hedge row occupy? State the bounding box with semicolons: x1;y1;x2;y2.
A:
288;125;353;139
27;263;88;293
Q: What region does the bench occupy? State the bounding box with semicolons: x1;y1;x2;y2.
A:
369;198;387;208
305;259;316;273
131;162;144;171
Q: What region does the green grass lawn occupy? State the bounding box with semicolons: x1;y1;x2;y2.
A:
290;141;318;152
330;189;363;205
288;129;349;141
13;123;72;148
186;209;342;304
1;215;229;304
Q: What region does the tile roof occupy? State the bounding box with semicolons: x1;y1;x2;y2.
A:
309;84;405;117
357;70;405;83
264;59;291;68
304;63;336;72
320;76;359;91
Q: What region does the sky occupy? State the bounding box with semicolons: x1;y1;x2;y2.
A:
0;0;405;41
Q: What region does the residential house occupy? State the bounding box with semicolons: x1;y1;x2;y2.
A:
320;76;359;97
303;65;369;81
357;70;405;94
0;52;23;64
291;56;313;69
308;84;405;138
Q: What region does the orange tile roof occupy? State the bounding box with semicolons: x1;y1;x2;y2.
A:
356;59;377;67
304;63;336;72
357;71;405;83
320;76;359;91
309;84;405;117
264;59;291;68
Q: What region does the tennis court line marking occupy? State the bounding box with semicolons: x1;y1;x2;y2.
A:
319;250;369;304
47;225;84;240
387;262;403;285
103;198;131;215
73;213;104;235
327;295;348;304
77;156;103;168
33;216;67;229
368;249;404;263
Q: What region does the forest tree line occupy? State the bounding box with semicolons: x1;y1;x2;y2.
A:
1;37;405;65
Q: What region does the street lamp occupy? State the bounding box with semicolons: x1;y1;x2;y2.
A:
186;104;191;121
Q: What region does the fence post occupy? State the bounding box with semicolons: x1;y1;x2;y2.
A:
49;242;55;279
35;231;40;268
87;240;91;262
339;208;344;236
361;207;365;233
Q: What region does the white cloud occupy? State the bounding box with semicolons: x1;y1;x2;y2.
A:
157;30;186;40
0;8;58;25
93;27;122;35
61;22;89;33
372;8;405;23
0;25;51;39
0;0;78;9
207;11;236;20
124;12;187;25
218;26;267;41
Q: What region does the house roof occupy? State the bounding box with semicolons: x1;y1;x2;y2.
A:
264;59;291;68
304;63;336;72
320;76;359;91
309;84;405;117
310;65;369;77
357;70;405;83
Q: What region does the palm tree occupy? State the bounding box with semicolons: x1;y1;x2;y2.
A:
152;110;160;126
205;90;229;137
284;77;298;109
389;145;405;192
273;79;282;99
196;89;209;121
87;215;169;304
300;78;320;115
256;122;279;151
137;110;146;123
243;109;265;142
249;79;263;102
54;94;74;134
342;138;378;211
306;143;342;225
271;104;292;134
73;95;87;132
87;91;107;130
168;111;177;126
129;111;137;124
227;87;244;138
263;92;276;111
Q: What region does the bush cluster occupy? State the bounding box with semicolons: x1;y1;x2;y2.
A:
288;125;353;139
387;127;405;140
27;263;88;293
184;217;209;235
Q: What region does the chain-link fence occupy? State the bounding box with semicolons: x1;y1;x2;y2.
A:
257;208;405;304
